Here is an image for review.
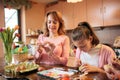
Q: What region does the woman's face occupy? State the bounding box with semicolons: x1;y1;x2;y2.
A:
47;14;59;34
73;38;92;52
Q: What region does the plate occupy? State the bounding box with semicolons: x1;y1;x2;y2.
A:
20;65;39;73
4;61;39;73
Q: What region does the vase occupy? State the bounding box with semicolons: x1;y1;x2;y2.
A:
4;43;13;65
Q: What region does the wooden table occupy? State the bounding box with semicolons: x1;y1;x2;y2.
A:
0;58;110;80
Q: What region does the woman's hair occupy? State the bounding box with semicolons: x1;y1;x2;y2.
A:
43;11;65;36
71;22;99;45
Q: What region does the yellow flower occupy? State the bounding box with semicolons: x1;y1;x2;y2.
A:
18;47;22;52
0;25;20;48
7;27;11;31
14;25;19;31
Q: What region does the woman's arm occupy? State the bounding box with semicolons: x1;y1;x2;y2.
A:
54;36;70;65
34;34;44;63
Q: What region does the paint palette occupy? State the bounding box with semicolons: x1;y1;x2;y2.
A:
37;68;77;79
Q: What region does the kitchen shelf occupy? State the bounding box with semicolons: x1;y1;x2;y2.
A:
26;34;39;38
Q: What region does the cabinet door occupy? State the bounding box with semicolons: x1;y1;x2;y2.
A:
74;0;87;27
45;2;63;14
103;0;120;26
46;2;74;29
86;0;103;27
62;2;74;29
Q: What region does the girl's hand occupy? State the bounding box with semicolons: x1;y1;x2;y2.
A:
112;58;120;70
74;58;81;67
104;64;120;80
106;72;116;80
80;64;104;73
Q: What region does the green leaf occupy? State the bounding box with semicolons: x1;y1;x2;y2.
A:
16;41;24;44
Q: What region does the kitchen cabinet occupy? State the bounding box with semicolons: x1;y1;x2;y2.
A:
73;0;87;27
62;1;87;29
45;2;63;14
45;1;87;29
46;2;74;29
62;2;74;29
86;0;103;27
86;0;120;27
103;0;120;26
46;0;120;28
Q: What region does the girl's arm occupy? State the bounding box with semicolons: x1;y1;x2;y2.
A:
81;63;105;73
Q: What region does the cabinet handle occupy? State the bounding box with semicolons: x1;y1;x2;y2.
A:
104;7;106;13
100;8;102;14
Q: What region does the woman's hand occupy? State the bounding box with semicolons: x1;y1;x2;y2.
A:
37;42;55;55
34;43;45;60
41;42;55;55
45;42;55;55
80;64;104;73
49;53;61;63
37;45;44;53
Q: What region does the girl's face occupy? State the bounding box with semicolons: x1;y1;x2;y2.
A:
73;37;92;52
47;14;59;34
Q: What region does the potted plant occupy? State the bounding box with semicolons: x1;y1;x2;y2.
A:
0;25;20;65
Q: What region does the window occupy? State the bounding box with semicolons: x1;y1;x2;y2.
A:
4;8;21;42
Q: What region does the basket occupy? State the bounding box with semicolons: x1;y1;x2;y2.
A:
13;53;28;63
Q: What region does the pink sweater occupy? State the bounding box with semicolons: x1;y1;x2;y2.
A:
35;34;70;65
76;44;116;68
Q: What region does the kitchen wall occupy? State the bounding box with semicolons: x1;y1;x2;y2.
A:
95;26;120;46
0;2;46;56
0;0;4;58
24;3;46;44
0;0;120;48
66;26;120;47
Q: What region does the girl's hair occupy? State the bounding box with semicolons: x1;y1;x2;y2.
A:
43;11;65;36
71;22;99;45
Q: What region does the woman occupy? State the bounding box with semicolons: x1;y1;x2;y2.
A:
71;22;116;73
34;11;70;66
